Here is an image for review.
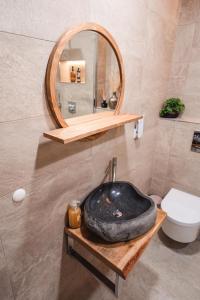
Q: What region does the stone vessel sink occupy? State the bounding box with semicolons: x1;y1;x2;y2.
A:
84;181;157;243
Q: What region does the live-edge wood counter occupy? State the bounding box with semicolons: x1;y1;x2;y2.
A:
65;209;167;279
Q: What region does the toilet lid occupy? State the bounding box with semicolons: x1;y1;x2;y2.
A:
161;188;200;226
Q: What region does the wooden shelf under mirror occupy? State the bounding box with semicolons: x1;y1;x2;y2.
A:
44;113;142;144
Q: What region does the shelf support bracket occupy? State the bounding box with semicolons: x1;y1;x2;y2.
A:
66;234;122;297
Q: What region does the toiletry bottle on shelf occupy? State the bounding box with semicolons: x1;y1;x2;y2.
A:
76;67;81;83
70;66;76;83
109;91;118;109
101;99;108;108
68;200;81;229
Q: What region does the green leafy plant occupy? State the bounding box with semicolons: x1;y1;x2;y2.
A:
160;98;185;118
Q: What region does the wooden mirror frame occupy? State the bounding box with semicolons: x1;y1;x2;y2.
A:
45;23;125;128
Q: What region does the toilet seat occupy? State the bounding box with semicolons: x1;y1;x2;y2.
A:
161;188;200;227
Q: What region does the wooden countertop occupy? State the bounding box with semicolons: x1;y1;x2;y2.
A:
65;209;167;279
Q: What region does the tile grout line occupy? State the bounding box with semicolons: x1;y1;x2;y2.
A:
0;113;52;125
165;120;176;190
0;237;15;300
0;30;56;44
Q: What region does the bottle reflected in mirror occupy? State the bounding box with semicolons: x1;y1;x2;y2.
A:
109;92;118;110
77;67;81;83
70;66;76;82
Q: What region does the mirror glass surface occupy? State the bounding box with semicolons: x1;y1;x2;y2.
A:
56;30;121;119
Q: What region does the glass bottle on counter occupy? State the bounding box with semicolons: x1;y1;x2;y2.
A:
68;200;81;229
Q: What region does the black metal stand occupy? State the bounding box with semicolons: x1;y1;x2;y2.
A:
66;235;121;297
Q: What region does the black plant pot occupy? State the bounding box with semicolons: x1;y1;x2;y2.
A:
160;112;179;118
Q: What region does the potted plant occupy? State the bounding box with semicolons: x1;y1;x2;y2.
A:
159;98;185;118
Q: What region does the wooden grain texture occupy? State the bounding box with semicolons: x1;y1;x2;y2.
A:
45;23;125;128
44;113;142;144
65;209;167;279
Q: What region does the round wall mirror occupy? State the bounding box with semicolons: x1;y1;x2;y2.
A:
46;23;124;128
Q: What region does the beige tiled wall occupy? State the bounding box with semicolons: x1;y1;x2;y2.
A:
0;1;180;299
150;0;200;198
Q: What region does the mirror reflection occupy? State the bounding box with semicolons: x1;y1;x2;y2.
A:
56;30;121;119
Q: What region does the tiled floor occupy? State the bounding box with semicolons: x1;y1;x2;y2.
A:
60;230;200;300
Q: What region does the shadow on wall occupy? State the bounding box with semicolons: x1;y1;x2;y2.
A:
9;127;127;299
6;110;160;299
10;110;157;299
57;233;100;300
5;122;160;299
34;135;93;169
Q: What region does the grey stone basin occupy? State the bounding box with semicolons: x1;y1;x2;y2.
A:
84;181;157;243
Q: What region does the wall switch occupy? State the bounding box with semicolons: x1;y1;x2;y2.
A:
12;188;26;203
191;131;200;153
134;117;144;139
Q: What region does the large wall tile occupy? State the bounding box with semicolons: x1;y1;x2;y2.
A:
145;11;176;64
167;62;189;95
0;32;53;122
124;54;143;98
0;238;14;300
0;158;95;298
167;156;200;193
148;0;180;24
150;176;168;197
88;0;148;54
179;0;198;25
180;94;200;120
183;63;200;95
0;115;92;197
154;119;175;155
0;115;53;197
0;0;89;41
151;0;200;197
170;121;199;159
192;22;200;48
152;152;169;181
173;24;195;63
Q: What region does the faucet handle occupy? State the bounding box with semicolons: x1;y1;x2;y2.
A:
112;157;117;166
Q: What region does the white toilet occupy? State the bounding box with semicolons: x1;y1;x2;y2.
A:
161;188;200;243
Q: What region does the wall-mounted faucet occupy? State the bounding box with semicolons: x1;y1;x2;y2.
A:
111;157;117;182
102;157;117;183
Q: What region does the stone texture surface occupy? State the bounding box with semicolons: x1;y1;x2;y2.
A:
84;181;156;242
3;0;200;299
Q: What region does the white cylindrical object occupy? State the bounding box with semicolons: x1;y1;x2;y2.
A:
12;188;26;203
162;218;199;243
161;188;200;243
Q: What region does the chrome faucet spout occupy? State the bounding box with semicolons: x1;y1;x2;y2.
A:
111;157;117;182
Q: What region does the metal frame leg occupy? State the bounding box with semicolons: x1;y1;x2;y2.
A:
114;274;120;297
66;234;122;297
67;235;74;255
